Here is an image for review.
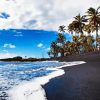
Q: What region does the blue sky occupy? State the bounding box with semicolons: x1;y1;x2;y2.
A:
0;0;99;58
0;29;71;58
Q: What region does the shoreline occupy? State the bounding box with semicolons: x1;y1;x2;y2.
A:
8;61;85;100
43;54;100;100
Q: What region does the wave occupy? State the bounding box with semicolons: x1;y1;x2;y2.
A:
8;61;86;100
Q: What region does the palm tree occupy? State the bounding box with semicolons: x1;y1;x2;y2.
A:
58;25;66;33
56;33;66;45
68;22;74;36
84;24;91;35
87;35;95;51
63;41;70;56
50;41;59;57
48;6;100;58
68;14;87;36
67;14;87;54
56;33;66;57
86;7;100;47
72;14;87;34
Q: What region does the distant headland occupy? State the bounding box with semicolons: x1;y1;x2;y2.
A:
0;56;50;62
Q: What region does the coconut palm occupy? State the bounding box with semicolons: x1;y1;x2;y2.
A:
72;14;87;34
87;35;95;51
84;24;92;35
68;14;87;54
67;42;78;54
63;41;70;56
50;41;58;57
68;22;75;36
86;7;100;47
56;33;66;57
68;14;87;36
56;33;66;45
48;6;100;58
78;34;94;52
58;25;66;33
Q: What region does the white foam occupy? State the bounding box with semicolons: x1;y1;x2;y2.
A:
8;61;86;100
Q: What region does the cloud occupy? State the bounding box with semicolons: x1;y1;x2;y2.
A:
14;34;23;37
37;43;43;48
0;52;17;59
14;33;23;37
37;42;50;52
45;47;50;51
0;0;99;30
2;50;8;52
12;30;23;37
3;43;16;48
0;50;17;59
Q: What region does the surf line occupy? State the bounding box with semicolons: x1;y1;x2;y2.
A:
8;61;86;100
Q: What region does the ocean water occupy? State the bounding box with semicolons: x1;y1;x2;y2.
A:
0;61;86;100
0;61;65;100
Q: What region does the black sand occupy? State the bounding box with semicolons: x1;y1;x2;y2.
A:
43;52;100;100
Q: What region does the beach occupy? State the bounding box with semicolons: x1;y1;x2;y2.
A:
0;52;100;100
7;61;85;100
44;52;100;100
0;0;100;100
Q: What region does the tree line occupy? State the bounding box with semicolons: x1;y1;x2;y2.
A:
48;6;100;58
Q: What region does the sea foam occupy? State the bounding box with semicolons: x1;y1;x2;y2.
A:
8;61;86;100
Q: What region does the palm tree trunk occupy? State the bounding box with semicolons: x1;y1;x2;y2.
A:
96;27;99;48
61;49;64;57
79;25;83;35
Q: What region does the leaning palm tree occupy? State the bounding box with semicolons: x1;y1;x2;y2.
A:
86;7;100;47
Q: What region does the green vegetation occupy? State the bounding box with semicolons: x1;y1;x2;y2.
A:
0;56;49;62
48;6;100;58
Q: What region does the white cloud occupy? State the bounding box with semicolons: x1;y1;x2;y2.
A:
45;47;50;51
3;43;16;48
14;33;23;37
2;50;8;52
12;30;23;37
0;0;99;30
0;52;17;59
37;43;43;48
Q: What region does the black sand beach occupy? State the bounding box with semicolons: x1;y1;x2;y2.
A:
43;52;100;100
